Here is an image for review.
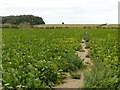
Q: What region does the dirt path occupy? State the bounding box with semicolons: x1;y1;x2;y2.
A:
54;39;92;88
76;40;93;66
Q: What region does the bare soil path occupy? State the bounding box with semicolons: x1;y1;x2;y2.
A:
54;39;92;88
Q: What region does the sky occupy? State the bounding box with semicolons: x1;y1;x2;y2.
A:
0;0;119;24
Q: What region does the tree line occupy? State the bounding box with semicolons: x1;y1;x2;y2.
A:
2;15;45;25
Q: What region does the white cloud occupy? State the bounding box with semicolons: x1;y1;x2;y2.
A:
0;0;119;24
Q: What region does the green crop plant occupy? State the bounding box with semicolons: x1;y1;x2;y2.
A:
2;28;84;88
70;72;81;79
2;28;119;89
84;29;119;89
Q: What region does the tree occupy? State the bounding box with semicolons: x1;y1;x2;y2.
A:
62;22;64;24
2;15;45;25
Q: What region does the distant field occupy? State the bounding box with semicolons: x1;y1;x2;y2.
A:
34;24;118;28
0;24;118;29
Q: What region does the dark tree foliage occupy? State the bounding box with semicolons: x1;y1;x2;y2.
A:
62;22;64;24
2;15;45;25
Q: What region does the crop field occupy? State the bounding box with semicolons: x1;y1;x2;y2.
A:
1;28;119;89
84;29;119;88
34;24;118;29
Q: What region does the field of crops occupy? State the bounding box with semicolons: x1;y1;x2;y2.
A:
1;28;119;89
2;28;85;88
84;29;119;89
34;24;118;29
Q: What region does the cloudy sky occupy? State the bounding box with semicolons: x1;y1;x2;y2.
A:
0;0;119;24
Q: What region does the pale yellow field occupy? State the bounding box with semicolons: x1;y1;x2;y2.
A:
34;24;118;28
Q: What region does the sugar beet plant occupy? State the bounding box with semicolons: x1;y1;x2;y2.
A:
2;28;84;88
84;29;119;89
2;28;118;89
